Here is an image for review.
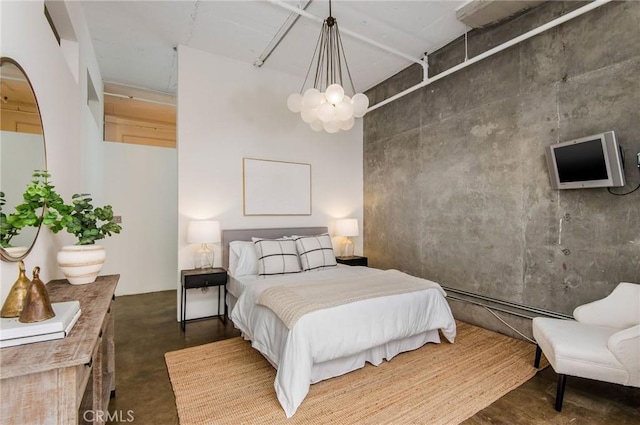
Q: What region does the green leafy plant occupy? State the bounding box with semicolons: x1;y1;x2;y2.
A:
0;171;66;248
1;191;20;248
49;193;122;245
1;170;122;247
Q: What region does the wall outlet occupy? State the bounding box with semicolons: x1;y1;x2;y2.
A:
112;215;122;224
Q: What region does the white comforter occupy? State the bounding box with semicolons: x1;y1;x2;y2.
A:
230;266;456;417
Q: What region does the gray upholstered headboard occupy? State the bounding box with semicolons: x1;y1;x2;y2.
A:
222;227;328;270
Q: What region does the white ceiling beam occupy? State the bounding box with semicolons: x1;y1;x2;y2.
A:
269;0;425;66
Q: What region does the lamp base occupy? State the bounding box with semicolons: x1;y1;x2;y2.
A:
195;243;214;269
341;238;354;257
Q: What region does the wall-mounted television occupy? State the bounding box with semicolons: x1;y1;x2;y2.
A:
545;131;626;190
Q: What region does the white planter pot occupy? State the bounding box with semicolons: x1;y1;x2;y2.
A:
57;245;106;285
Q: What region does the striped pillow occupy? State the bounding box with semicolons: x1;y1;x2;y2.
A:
294;234;337;272
252;238;302;277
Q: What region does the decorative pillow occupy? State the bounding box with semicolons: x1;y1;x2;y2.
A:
229;241;258;277
294;234;337;272
252;238;302;277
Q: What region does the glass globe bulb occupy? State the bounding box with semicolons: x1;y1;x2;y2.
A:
352;93;370;114
302;88;322;109
317;102;336;123
325;84;345;104
334;101;354;121
287;93;303;112
301;106;318;123
323;120;341;133
339;116;355;130
310;120;324;131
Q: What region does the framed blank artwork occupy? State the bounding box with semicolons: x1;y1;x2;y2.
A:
243;158;312;215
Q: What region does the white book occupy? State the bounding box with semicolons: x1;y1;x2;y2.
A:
0;301;81;341
0;307;81;348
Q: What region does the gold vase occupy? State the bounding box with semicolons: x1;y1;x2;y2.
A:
0;261;32;318
19;266;55;323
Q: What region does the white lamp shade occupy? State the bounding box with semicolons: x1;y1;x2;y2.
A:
187;220;221;244
335;218;359;237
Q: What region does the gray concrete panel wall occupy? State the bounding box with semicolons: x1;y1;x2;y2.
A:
363;1;640;316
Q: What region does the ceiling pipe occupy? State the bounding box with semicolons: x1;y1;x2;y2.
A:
270;0;425;67
367;0;612;113
104;92;176;107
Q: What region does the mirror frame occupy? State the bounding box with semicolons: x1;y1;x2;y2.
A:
0;57;47;262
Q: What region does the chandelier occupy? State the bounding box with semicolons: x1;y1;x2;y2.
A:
286;0;369;133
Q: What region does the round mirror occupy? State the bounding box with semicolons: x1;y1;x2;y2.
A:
0;57;47;261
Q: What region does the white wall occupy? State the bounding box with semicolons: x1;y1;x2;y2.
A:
101;143;178;296
177;45;364;320
0;1;104;297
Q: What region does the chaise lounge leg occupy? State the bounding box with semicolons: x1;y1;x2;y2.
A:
555;374;567;412
534;345;542;368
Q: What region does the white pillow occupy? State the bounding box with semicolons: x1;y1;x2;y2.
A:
228;241;258;277
294;234;337;271
252;238;301;277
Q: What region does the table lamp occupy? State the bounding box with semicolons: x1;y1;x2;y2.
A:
187;220;220;269
335;218;359;257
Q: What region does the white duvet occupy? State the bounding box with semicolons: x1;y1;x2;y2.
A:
230;266;457;418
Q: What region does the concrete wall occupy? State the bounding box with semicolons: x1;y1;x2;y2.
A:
363;1;640;316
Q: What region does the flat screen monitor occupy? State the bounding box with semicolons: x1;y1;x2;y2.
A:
545;131;625;189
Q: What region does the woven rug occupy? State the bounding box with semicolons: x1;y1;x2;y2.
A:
165;321;540;424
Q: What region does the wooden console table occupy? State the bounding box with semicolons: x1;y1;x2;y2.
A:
0;275;119;425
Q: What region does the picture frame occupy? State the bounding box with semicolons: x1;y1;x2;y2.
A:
242;158;312;216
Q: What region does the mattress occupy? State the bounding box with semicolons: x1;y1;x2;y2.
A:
230;265;456;417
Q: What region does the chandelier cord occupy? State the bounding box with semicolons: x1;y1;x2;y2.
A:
316;22;328;89
298;0;355;95
300;21;325;94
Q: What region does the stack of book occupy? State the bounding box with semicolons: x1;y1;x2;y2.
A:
0;301;81;348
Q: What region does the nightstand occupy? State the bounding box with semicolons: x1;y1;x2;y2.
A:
336;256;368;267
180;267;227;331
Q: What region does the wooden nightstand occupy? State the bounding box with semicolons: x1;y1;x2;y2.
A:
336;256;368;267
180;267;227;331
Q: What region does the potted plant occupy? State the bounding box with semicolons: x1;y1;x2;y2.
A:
2;171;122;284
47;193;122;285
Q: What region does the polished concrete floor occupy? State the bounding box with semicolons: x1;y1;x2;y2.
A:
108;290;639;424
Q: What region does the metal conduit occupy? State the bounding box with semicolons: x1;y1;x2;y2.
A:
443;286;572;320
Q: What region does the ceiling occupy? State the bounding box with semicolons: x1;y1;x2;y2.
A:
80;1;539;97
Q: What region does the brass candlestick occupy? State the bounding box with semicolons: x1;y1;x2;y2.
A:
1;261;32;318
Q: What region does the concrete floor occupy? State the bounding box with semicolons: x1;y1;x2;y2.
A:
108;290;639;424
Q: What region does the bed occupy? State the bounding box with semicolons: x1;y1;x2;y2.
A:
223;227;456;418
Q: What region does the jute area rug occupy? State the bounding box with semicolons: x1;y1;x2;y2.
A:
165;321;540;424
